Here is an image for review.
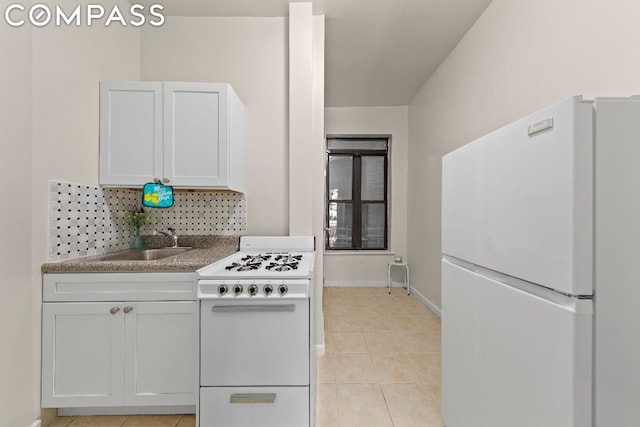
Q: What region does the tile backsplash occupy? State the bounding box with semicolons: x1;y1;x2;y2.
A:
49;181;246;261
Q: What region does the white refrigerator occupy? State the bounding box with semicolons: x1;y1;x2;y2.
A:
442;95;640;427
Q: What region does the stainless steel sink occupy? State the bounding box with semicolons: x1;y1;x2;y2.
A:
98;247;193;261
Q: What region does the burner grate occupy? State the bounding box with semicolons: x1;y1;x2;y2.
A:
275;254;303;263
225;262;262;271
266;262;299;271
241;254;272;264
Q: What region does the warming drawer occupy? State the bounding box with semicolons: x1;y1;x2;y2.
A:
199;386;309;427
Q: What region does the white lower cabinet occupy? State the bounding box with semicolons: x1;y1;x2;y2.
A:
41;273;198;409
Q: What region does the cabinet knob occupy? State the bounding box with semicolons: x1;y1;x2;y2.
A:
123;306;133;314
162;177;170;183
110;306;120;314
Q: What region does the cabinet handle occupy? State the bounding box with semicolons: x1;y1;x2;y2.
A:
110;306;120;314
123;306;133;314
162;177;170;183
211;304;295;313
154;178;161;184
229;393;276;404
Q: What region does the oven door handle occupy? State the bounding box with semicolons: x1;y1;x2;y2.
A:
229;393;277;404
211;304;296;313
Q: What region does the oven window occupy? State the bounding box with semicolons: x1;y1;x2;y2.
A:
325;137;388;250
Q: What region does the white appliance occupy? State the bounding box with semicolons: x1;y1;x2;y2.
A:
197;236;316;427
442;95;640;427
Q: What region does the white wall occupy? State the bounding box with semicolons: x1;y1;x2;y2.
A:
407;0;640;309
140;17;289;236
324;106;409;285
0;4;33;424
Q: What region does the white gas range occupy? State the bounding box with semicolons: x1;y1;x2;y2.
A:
196;236;316;427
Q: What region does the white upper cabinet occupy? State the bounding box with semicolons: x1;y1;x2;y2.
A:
100;81;245;191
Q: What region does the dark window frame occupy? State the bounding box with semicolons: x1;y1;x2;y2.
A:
325;136;389;251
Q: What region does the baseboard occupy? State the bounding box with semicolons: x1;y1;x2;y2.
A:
58;405;195;416
324;281;387;288
29;420;41;427
411;287;441;318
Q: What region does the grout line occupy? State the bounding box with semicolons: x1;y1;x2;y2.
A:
332;382;341;427
379;383;396;427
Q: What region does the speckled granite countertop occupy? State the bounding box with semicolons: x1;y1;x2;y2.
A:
41;236;240;273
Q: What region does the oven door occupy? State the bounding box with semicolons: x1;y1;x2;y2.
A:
200;299;309;386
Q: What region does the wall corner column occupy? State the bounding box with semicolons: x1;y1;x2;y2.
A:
289;2;314;235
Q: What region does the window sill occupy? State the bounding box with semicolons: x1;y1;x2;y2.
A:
324;250;394;256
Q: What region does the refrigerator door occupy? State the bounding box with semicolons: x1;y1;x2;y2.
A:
442;96;593;296
442;258;592;427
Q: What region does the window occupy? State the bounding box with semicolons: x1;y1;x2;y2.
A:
325;137;389;250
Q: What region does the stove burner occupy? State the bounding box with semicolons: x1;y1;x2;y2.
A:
266;262;299;272
275;254;303;263
225;262;262;271
241;254;272;264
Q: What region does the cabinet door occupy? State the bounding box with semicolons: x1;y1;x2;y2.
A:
42;303;124;407
124;301;198;406
163;83;230;188
99;81;163;186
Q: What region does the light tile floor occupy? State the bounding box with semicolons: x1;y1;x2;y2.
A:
317;286;444;427
46;287;442;427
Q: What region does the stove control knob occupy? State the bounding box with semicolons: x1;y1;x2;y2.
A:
217;284;228;296
278;284;288;296
233;284;243;295
263;284;273;295
248;284;258;296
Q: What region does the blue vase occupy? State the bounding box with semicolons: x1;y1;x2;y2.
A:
131;227;144;249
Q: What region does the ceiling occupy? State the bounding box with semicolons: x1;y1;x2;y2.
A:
137;0;493;107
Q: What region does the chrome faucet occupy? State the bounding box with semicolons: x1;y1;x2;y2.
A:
156;227;179;248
